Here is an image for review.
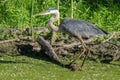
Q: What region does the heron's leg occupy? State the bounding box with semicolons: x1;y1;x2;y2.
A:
70;36;91;70
76;37;90;57
78;37;91;69
70;45;86;63
80;49;90;69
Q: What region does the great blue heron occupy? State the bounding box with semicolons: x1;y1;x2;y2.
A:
34;8;107;70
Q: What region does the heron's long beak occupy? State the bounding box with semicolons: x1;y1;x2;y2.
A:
33;12;44;17
33;10;50;17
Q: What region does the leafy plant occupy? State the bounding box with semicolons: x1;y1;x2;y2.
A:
0;0;119;32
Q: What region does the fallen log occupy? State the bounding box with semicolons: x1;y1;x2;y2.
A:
36;36;61;63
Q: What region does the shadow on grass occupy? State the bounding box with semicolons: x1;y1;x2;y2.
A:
0;60;28;64
16;44;68;69
100;59;120;67
0;43;59;67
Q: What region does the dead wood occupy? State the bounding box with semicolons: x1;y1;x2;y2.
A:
0;27;49;36
36;36;61;63
52;39;94;49
0;38;19;44
0;30;120;71
0;27;49;44
0;36;31;44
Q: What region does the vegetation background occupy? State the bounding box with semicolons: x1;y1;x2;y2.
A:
0;0;120;80
0;0;120;32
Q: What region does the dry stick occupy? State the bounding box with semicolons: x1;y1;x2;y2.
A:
71;0;73;18
57;0;60;24
53;42;81;48
113;50;119;61
53;39;93;49
0;27;49;35
103;32;116;43
0;36;31;44
0;38;19;44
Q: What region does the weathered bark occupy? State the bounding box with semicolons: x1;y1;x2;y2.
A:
36;36;60;63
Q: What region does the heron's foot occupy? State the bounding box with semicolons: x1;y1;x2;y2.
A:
68;43;91;71
69;62;82;71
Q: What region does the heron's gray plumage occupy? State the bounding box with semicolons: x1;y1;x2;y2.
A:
59;18;107;39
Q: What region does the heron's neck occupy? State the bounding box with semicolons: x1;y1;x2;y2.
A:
49;12;59;31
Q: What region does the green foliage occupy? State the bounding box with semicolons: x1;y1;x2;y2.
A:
0;0;120;32
0;0;30;28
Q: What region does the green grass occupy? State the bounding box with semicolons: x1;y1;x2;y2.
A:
0;55;120;80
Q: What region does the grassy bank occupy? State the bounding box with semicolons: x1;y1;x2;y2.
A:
0;55;120;80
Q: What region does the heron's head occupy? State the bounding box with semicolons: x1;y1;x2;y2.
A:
33;8;59;17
